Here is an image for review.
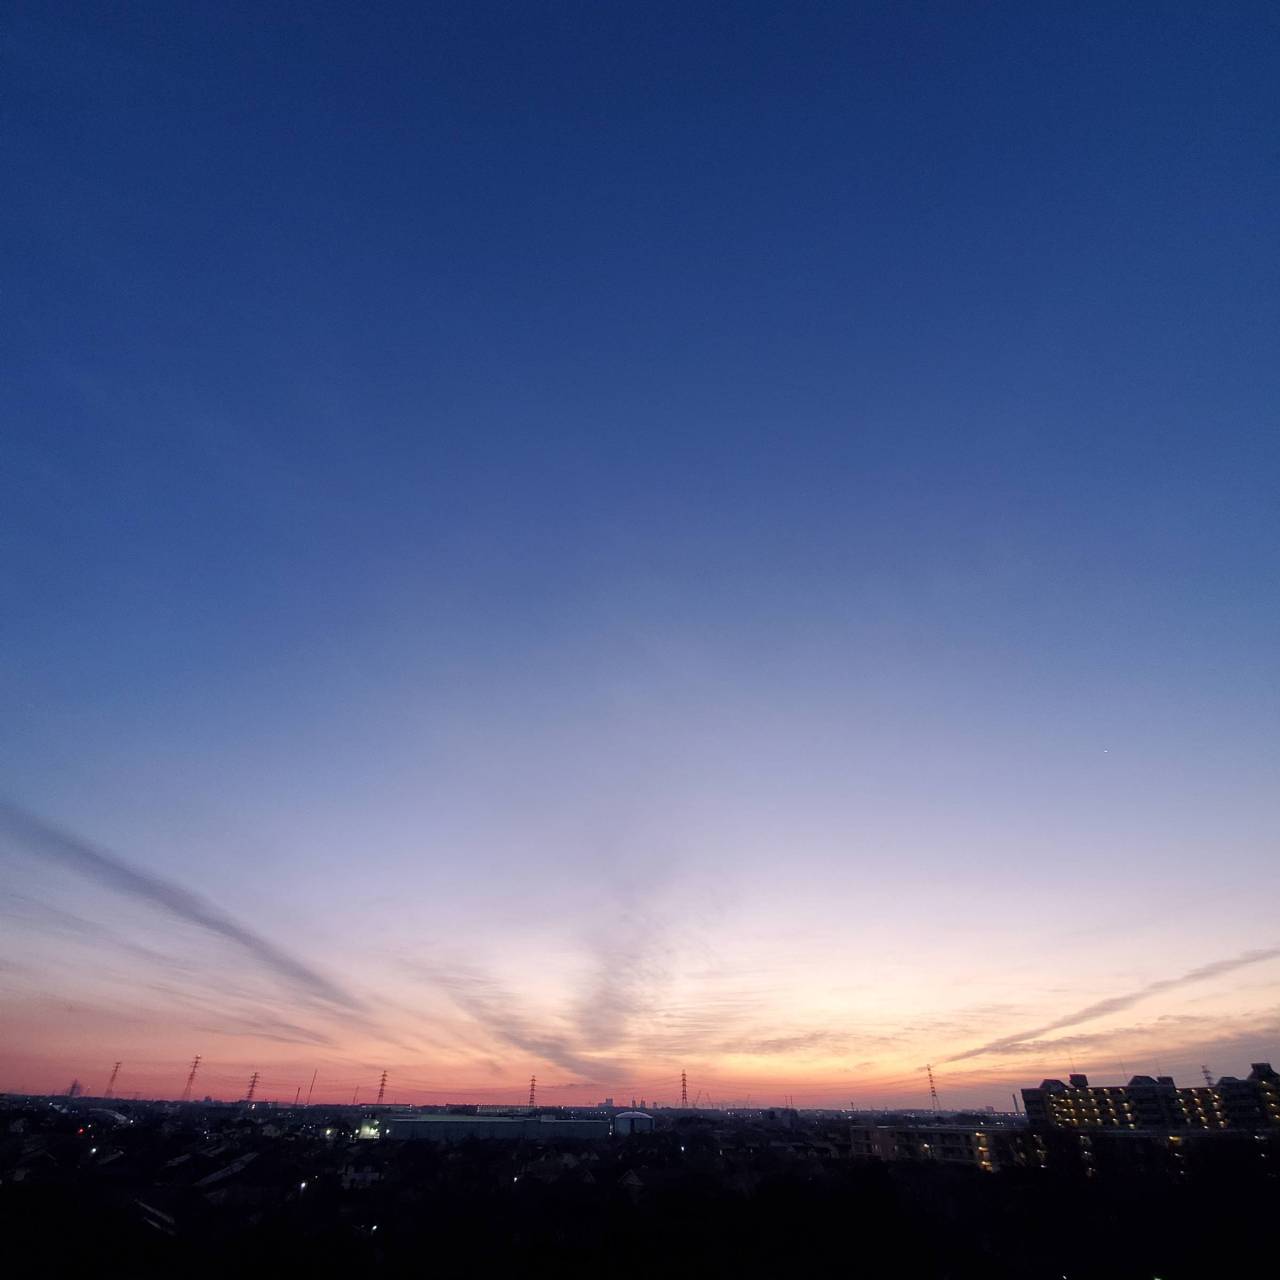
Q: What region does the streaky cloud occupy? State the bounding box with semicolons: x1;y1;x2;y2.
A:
944;945;1280;1064
0;802;358;1013
717;1029;850;1057
572;907;671;1052
413;960;612;1079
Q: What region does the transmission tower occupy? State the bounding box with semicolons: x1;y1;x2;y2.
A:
181;1055;202;1102
105;1061;121;1099
926;1064;940;1112
681;1070;688;1107
1201;1065;1215;1087
376;1071;388;1106
306;1069;318;1106
246;1071;259;1103
528;1075;537;1108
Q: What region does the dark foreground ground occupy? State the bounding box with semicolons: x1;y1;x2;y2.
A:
3;1102;1275;1278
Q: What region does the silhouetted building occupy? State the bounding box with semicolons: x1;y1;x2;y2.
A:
849;1124;1033;1172
380;1114;610;1142
1022;1063;1280;1132
613;1111;654;1136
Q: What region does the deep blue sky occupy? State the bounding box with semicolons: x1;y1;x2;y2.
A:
3;3;1279;1101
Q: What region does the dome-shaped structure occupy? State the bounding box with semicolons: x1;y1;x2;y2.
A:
613;1111;654;1136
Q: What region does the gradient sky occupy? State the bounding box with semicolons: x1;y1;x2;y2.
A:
3;2;1278;1109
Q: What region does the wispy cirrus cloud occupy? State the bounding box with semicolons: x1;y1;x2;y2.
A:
404;886;693;1079
944;946;1280;1064
418;960;614;1079
0;894;180;969
572;908;673;1053
0;803;358;1014
715;1029;850;1057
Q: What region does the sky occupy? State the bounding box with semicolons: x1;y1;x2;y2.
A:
2;1;1278;1109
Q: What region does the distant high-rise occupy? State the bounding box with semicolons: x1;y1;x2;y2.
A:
1022;1063;1280;1132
